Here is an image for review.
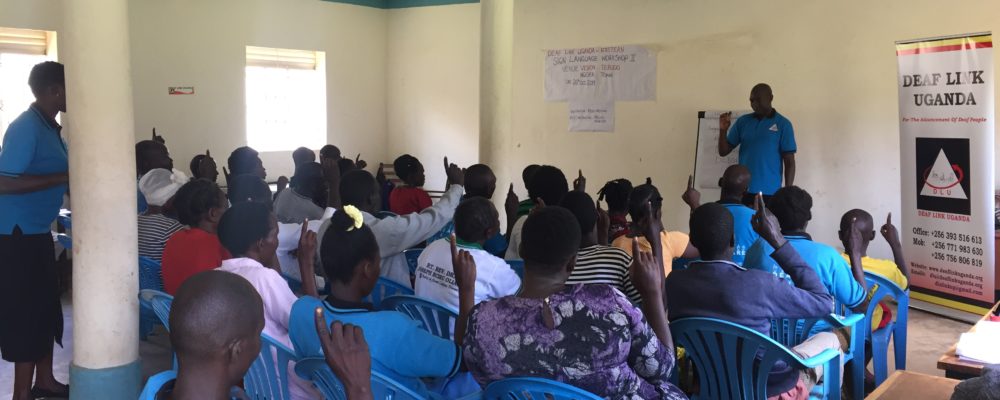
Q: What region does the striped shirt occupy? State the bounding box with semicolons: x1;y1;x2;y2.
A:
138;213;184;262
566;244;640;303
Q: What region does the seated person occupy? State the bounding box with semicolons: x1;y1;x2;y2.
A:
560;191;640;303
137;168;186;262
326;163;464;287
717;165;759;265
415;197;521;311
839;210;908;331
665;199;839;389
161;179;231;294
216;202;319;399
289;207;476;396
189;150;219;183
514;164;540;219
464;207;686;399
744;186;867;334
292;147;315;167
135;139;173;212
597;178;633;242
157;270;264;400
319;144;341;162
388;154;431;215
225;146;267;186
768;364;813;400
425;164;507;256
611;182;698;274
313;316;375;400
274;162;332;223
504;165;569;260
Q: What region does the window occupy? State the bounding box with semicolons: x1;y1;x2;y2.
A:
245;46;326;152
0;27;56;138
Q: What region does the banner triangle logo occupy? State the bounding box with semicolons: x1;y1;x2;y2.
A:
921;149;967;199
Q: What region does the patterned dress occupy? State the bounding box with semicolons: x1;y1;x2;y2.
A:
463;284;687;400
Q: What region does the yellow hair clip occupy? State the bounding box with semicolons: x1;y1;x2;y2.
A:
342;205;364;231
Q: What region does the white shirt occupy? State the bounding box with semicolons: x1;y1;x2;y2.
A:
414;238;521;312
319;184;464;288
504;216;526;260
216;258;319;400
276;207;335;286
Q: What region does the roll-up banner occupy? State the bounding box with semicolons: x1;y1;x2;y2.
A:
897;33;996;315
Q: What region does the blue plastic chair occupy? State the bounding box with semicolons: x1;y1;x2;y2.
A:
138;257;165;340
380;295;457;340
506;260;525;279
672;317;842;400
139;370;177;400
862;271;909;386
403;248;423;277
139;289;174;331
483;377;603;400
769;313;863;400
294;357;427;400
363;278;414;309
243;334;297;400
55;233;72;250
57;213;72;230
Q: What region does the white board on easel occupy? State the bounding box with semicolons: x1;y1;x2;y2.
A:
693;110;751;197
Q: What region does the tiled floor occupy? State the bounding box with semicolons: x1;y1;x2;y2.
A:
0;298;977;399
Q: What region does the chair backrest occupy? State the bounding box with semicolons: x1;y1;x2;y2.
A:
863;271;909;322
244;334;297;400
138;370;177;400
483;377;603;400
379;295;457;340
671;317;841;400
363;278;414;308
57;214;72;230
294;357;426;400
138;256;164;292
55;233;72;250
139;289;174;331
506;259;525;279
403;248;423;276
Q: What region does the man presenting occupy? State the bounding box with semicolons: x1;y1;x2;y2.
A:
718;83;796;205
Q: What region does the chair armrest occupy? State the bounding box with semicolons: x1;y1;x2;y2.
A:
823;313;863;329
795;348;841;369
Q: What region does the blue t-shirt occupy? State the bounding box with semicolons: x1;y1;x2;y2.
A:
726;111;796;195
743;235;864;334
0;106;68;235
721;202;759;265
288;296;461;396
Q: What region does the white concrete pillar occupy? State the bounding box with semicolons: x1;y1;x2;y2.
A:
63;0;141;398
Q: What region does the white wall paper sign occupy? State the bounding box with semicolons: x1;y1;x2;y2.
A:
568;101;614;132
545;45;656;102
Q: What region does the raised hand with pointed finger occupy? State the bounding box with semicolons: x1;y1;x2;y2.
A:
573;169;586;192
681;175;701;210
880;212;900;247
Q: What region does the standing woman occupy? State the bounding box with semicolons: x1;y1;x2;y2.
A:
0;61;71;400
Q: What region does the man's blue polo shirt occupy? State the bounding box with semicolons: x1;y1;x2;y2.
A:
743;234;864;334
720;202;759;265
0;105;68;235
726;110;796;195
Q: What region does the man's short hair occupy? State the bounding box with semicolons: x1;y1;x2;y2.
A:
218;202;273;256
559;191;597;237
319;144;341;160
768;186;812;231
135;140;167;175
28;61;64;95
292;147;316;166
454;197;498;243
228;146;260;176
522;164;541;186
339;170;376;208
170;270;263;362
520;207;580;273
464;164;495;198
526;165;569;207
190;154;207;179
228;174;272;209
689;203;734;256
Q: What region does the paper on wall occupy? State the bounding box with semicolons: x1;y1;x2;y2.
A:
544;45;656;102
568;101;614;132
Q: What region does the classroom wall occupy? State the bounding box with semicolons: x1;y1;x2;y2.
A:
128;0;387;181
482;0;1000;259
386;3;480;190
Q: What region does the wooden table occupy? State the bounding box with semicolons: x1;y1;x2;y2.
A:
937;300;1000;379
866;371;960;399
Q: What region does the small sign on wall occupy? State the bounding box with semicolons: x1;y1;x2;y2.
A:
569;101;614;132
168;86;195;95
